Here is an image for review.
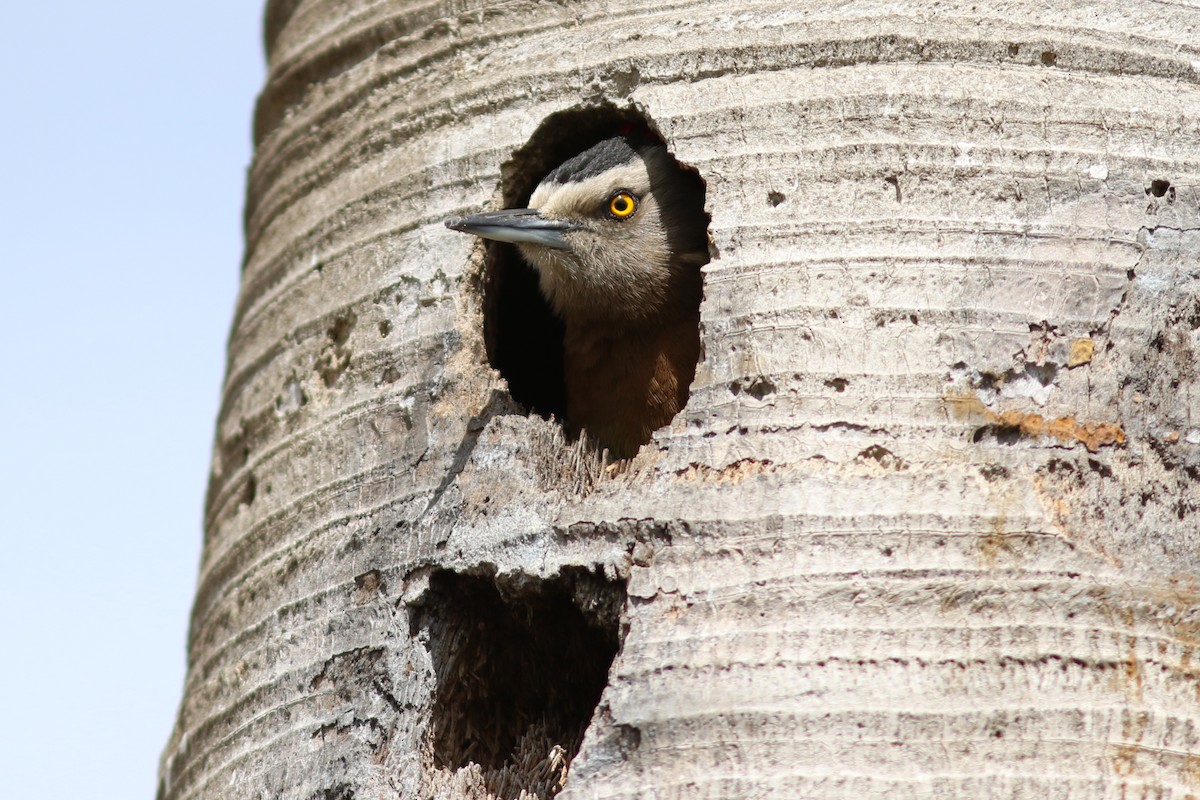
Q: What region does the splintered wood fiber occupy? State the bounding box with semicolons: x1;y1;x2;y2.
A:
160;2;1200;800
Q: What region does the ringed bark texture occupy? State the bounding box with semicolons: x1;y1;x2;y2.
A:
162;2;1200;799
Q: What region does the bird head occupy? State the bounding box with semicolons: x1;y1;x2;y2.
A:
446;137;706;324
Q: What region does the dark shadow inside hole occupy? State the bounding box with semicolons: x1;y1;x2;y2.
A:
972;424;1025;446
1147;179;1172;198
417;567;626;799
481;103;709;438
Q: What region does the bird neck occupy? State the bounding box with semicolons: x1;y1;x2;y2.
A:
561;249;706;331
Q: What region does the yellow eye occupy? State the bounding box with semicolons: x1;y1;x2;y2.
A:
607;191;637;219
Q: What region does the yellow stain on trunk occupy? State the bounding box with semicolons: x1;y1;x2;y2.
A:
946;392;1125;452
1068;337;1096;366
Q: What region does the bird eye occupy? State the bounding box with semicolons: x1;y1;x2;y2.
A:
607;191;637;220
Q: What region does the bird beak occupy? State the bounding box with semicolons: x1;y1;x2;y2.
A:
445;208;578;250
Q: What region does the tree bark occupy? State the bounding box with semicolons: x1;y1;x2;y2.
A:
161;2;1200;799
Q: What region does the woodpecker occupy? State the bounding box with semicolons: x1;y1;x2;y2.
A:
446;136;709;457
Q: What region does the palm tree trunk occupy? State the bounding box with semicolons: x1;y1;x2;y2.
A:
161;2;1200;798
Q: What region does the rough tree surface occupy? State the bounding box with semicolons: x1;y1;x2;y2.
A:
161;2;1200;799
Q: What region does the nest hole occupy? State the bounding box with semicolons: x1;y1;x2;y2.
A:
480;103;709;443
419;567;627;799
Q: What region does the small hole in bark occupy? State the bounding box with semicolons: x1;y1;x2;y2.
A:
825;378;849;392
1040;50;1057;66
980;464;1009;481
240;473;257;507
972;424;1023;446
317;312;356;387
884;174;901;202
745;377;776;400
418;568;626;799
1146;179;1173;199
1007;43;1020;56
767;190;785;206
328;313;356;345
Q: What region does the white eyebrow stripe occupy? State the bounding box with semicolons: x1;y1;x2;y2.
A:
531;163;651;218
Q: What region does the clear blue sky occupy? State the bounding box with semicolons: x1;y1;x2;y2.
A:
0;4;263;797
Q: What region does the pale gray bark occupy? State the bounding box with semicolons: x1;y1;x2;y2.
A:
161;2;1200;798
